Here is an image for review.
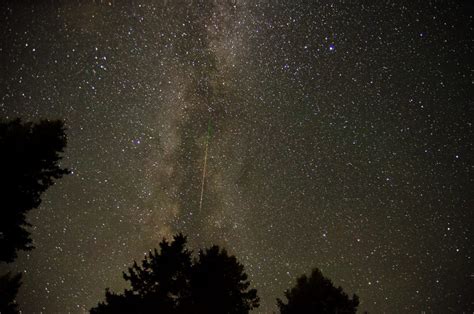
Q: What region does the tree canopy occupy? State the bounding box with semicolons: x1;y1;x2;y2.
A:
0;119;69;263
0;118;69;314
277;268;359;314
91;234;259;314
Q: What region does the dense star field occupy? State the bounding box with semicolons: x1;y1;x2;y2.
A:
1;1;473;312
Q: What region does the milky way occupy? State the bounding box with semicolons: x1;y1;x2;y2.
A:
1;1;473;313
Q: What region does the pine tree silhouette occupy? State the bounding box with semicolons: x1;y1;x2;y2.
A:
0;119;69;262
277;268;359;314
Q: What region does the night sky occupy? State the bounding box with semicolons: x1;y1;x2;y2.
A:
1;1;473;313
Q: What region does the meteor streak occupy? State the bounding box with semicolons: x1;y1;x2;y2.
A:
199;119;212;211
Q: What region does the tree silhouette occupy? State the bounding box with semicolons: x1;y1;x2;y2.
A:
0;119;69;263
0;272;22;314
91;234;259;314
277;268;359;314
0;118;69;313
189;245;259;313
91;234;193;313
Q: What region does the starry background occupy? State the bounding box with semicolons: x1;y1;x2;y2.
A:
1;0;473;313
